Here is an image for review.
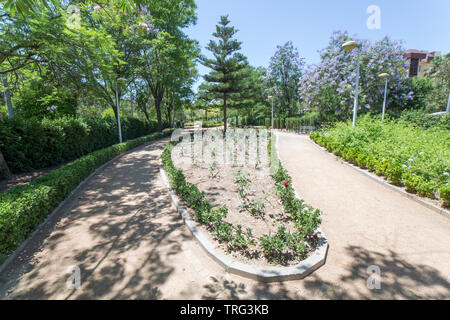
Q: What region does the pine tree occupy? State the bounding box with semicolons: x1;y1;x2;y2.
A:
200;15;249;133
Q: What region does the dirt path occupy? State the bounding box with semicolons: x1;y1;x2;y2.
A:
0;135;449;300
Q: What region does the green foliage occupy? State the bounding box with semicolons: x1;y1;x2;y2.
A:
424;54;450;113
311;115;450;204
200;15;252;132
405;77;433;111
259;226;307;263
0;130;171;261
14;79;78;119
264;133;321;262
439;185;450;208
0;116;159;173
399;109;450;130
201;120;223;128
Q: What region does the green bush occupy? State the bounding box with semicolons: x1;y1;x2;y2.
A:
439;185;450;207
201;120;223;128
0;116;160;174
311;115;450;204
399;109;450;130
0;131;171;262
14;79;77;119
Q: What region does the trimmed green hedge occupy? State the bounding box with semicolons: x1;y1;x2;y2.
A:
310;115;450;206
0;131;171;262
0;116;161;174
201;120;224;128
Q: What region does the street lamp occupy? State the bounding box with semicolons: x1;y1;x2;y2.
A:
342;40;362;127
379;73;389;121
268;95;274;129
446;88;450;114
116;77;127;143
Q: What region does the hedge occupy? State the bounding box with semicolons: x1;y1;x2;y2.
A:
0;116;162;174
310;115;450;206
0;130;172;263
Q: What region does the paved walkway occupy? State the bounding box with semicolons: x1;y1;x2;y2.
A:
0;135;449;299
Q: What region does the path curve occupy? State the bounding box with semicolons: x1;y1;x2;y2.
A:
274;132;450;299
0;135;448;299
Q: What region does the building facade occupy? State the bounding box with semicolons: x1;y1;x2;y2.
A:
404;49;440;78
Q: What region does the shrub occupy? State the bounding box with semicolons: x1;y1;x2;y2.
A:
439;185;450;207
14;79;77;119
311;114;450;205
0;116;160;174
0;131;171;262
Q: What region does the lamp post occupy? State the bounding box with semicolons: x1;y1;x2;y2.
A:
116;77;127;143
446;88;450;114
268;95;274;129
379;73;389;121
342;40;362;127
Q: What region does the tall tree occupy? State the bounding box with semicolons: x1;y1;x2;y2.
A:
137;0;198;131
200;15;249;133
268;41;304;117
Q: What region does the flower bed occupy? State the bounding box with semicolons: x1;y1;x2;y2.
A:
162;129;322;266
310;115;450;207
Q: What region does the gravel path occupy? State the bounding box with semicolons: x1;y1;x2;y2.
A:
0;134;448;300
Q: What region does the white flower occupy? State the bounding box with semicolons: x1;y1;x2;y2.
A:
444;172;449;176
408;158;413;162
402;164;407;168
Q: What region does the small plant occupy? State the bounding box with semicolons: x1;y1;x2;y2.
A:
259;226;307;263
439;185;450;207
209;160;218;178
246;199;265;216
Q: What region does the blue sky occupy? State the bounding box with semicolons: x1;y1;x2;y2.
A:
186;0;450;91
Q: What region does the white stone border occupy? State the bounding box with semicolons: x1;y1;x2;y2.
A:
159;135;329;282
306;135;450;219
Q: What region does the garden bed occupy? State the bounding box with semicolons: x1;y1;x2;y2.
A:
162;128;323;268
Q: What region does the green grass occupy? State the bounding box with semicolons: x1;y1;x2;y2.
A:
310;115;450;205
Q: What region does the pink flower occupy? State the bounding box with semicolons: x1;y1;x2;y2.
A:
283;181;289;188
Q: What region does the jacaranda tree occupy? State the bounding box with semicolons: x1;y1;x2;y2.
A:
268;41;304;117
298;30;412;121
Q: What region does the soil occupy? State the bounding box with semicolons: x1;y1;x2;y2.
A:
171;128;317;267
0;164;64;194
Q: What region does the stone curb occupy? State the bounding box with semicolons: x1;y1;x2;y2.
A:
0;136;168;276
159;139;329;282
304;134;450;219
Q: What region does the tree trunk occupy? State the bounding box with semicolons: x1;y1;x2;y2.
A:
142;107;150;121
223;96;227;135
155;100;163;132
167;105;172;128
0;150;11;180
1;74;14;118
